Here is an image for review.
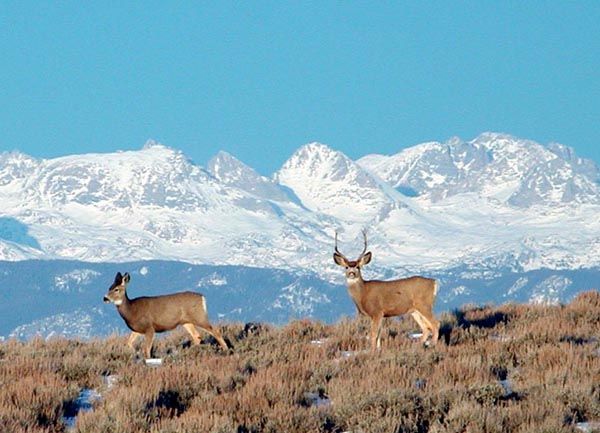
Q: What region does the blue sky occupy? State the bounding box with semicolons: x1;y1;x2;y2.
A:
1;2;599;175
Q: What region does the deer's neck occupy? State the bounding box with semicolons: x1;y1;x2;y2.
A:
116;294;134;324
346;277;366;300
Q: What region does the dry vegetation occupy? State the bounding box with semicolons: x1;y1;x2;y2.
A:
1;291;599;433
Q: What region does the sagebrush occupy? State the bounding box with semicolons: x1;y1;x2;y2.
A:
1;291;599;433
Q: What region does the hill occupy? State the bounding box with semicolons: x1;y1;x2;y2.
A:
1;292;599;433
3;259;599;341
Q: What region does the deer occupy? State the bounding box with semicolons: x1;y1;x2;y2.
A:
103;272;229;359
333;231;440;352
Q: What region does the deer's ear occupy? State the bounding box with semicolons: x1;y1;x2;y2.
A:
123;273;131;284
359;252;372;267
114;272;123;284
333;252;348;267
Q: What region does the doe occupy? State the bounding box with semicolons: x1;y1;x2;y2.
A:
333;231;440;351
103;272;228;359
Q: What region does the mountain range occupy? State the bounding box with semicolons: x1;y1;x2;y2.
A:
1;133;599;338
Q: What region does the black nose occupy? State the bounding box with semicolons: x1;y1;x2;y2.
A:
103;296;110;303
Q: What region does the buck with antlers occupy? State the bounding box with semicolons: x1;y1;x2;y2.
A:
103;272;229;359
333;231;440;351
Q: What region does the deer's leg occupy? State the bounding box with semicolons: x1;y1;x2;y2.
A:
198;321;229;351
127;331;142;351
414;310;440;346
143;329;155;359
370;314;384;352
376;318;386;350
411;311;431;344
183;323;201;345
421;311;440;345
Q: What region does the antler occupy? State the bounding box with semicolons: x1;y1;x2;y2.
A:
358;229;368;260
334;231;349;261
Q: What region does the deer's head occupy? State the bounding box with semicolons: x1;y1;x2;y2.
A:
103;272;131;306
333;231;372;281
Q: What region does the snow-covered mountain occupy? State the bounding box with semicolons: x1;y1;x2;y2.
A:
1;134;599;273
1;133;600;338
275;142;410;224
357;133;600;207
207;151;292;203
0;133;600;271
0;142;336;270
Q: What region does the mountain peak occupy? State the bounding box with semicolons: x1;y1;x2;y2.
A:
212;150;237;160
357;133;600;206
445;136;463;147
0;151;39;187
293;142;340;162
0;149;36;160
142;139;168;150
13;141;218;211
138;140;186;160
472;131;517;143
301;141;331;150
276;143;403;222
207;151;255;183
546;142;599;182
279;142;353;174
207;150;290;202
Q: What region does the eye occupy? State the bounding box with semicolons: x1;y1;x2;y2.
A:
345;266;348;269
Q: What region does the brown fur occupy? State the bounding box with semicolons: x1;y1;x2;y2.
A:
104;272;228;358
334;232;440;351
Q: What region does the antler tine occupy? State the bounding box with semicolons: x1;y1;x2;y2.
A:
334;230;349;260
358;229;368;259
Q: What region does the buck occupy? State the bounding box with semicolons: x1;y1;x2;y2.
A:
333;231;440;351
103;272;229;359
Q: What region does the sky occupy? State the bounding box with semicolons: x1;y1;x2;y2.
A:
1;2;599;175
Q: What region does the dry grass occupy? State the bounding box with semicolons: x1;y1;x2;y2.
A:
1;291;599;433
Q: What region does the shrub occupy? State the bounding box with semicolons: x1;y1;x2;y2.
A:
0;291;598;433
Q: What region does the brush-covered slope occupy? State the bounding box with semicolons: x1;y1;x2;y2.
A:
1;292;599;433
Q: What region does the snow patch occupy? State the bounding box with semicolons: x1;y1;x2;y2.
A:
575;422;600;433
529;276;572;305
197;272;228;287
63;388;102;429
272;282;330;317
54;269;101;292
506;277;528;297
